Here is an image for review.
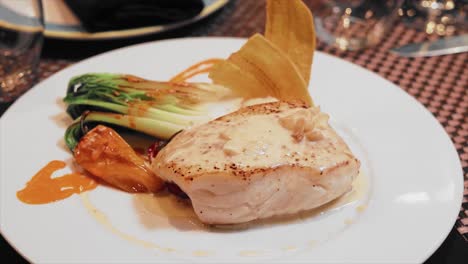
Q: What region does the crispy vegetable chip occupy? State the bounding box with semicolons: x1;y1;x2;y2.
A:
210;34;313;106
265;0;316;84
209;0;316;106
209;60;268;98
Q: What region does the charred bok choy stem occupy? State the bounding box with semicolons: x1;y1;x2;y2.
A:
63;73;237;151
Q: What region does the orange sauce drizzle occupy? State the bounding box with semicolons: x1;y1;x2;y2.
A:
17;160;97;204
169;58;222;83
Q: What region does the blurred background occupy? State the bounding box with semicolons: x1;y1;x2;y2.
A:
313;0;467;50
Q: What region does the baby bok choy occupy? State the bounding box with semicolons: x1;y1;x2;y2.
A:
63;73;241;151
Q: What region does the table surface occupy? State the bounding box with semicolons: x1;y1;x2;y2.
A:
1;0;467;262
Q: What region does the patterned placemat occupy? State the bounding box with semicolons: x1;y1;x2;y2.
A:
36;0;467;240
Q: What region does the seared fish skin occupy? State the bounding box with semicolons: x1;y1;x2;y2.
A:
152;101;360;224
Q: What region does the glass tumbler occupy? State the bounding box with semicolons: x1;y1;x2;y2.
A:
0;0;43;102
313;0;403;51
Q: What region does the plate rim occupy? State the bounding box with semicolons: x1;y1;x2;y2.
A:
0;37;464;263
42;0;230;40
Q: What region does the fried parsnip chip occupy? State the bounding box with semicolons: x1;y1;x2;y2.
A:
209;34;313;106
209;0;316;106
208;60;268;98
265;0;316;84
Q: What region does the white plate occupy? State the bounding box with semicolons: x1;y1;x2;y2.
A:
0;38;463;263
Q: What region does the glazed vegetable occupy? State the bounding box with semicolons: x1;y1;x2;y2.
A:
74;125;164;193
63;73;239;151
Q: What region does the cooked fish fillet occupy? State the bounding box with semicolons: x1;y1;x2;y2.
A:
151;101;360;224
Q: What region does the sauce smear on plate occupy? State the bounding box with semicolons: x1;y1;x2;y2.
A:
17;160;97;204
